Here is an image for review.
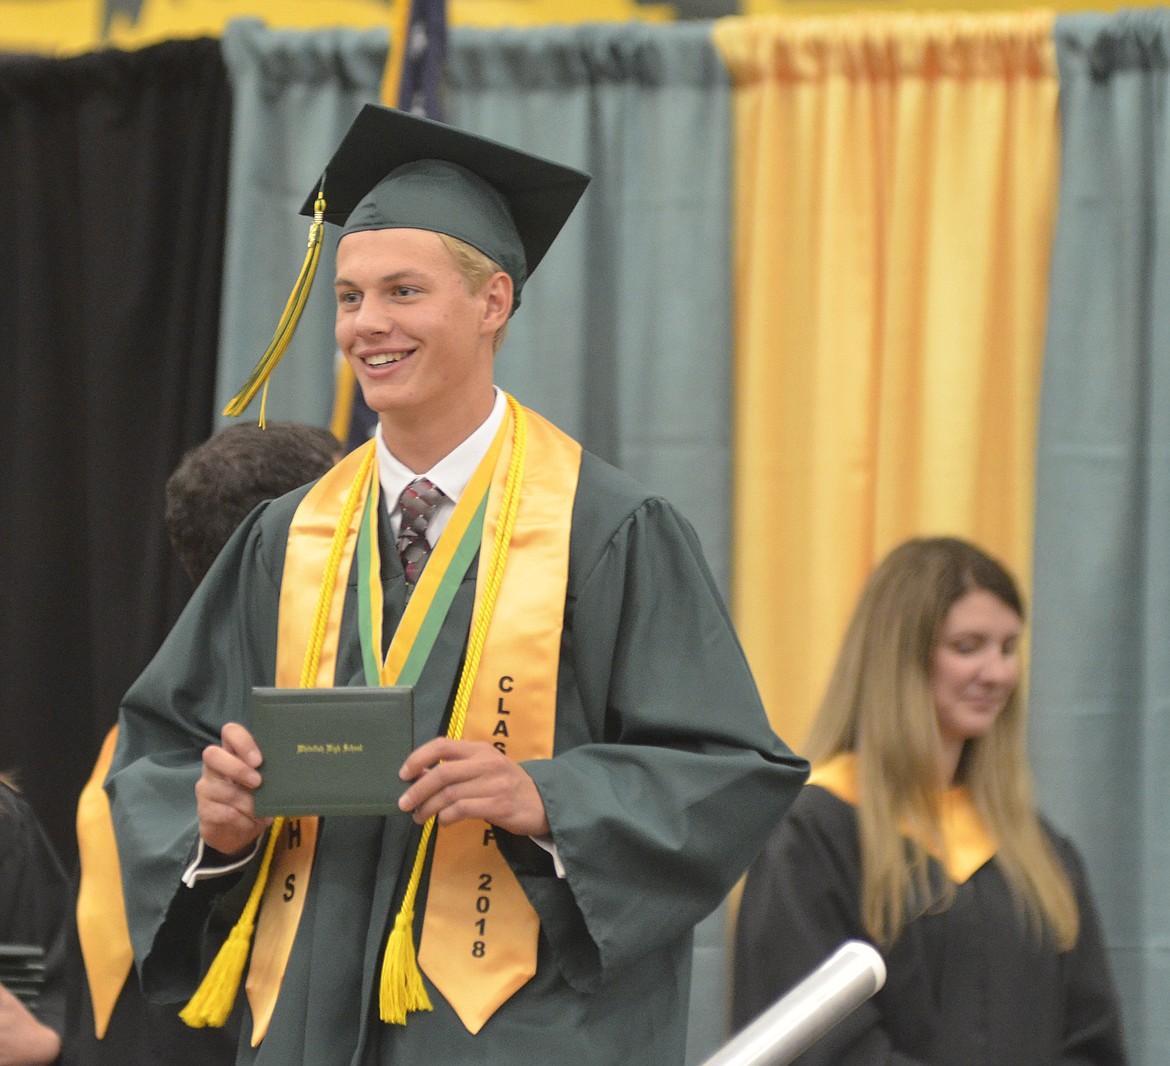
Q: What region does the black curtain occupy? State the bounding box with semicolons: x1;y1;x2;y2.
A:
0;39;231;867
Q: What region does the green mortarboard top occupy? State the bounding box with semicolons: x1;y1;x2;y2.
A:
300;104;591;307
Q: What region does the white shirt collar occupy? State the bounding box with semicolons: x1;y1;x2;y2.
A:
375;388;507;543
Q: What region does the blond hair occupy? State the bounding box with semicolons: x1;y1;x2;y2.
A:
804;536;1079;949
437;233;511;354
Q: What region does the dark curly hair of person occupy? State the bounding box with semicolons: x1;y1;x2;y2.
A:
165;422;341;585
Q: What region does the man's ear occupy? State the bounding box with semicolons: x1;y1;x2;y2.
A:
482;271;513;331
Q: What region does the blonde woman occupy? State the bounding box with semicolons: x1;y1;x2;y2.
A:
732;537;1127;1065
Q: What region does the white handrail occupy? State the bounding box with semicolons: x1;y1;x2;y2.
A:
700;940;886;1066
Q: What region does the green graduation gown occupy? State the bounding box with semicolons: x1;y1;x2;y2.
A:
107;448;808;1065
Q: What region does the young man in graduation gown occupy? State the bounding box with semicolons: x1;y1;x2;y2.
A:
105;105;809;1066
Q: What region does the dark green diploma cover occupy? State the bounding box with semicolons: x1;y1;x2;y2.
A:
250;686;415;817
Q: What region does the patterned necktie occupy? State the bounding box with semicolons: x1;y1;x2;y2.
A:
395;477;446;584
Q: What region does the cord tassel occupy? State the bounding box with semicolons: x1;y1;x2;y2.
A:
378;400;528;1024
179;816;285;1028
222;190;326;425
378;897;434;1024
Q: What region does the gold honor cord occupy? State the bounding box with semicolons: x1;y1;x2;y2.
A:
179;444;378;1030
377;397;529;1025
247;444;380;1044
221;188;327;427
248;432;506;1043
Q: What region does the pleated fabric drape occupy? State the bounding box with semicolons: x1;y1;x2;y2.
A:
444;22;736;590
0;39;231;865
1030;12;1170;1064
713;11;1059;746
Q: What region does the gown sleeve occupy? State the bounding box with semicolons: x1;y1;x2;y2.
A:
515;490;808;992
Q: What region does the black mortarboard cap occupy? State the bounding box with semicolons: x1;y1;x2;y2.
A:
300;104;591;307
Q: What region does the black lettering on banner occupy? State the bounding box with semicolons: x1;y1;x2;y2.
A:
483;827;496;846
472;870;493;959
286;819;302;849
283;873;296;902
495;682;511;755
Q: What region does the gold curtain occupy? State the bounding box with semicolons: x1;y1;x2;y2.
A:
713;11;1058;747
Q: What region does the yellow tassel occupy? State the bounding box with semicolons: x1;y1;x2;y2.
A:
222;190;326;420
179;816;285;1028
178;920;254;1028
378;903;433;1024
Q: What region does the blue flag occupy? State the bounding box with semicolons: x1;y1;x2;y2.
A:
395;0;448;117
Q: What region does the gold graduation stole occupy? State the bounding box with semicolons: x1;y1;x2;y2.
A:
415;400;579;1034
242;441;378;1043
213;396;578;1043
808;752;997;883
75;725;135;1038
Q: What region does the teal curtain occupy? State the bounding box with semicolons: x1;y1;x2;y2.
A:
444;23;735;591
214;20;738;1061
215;19;387;427
1031;11;1170;1066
